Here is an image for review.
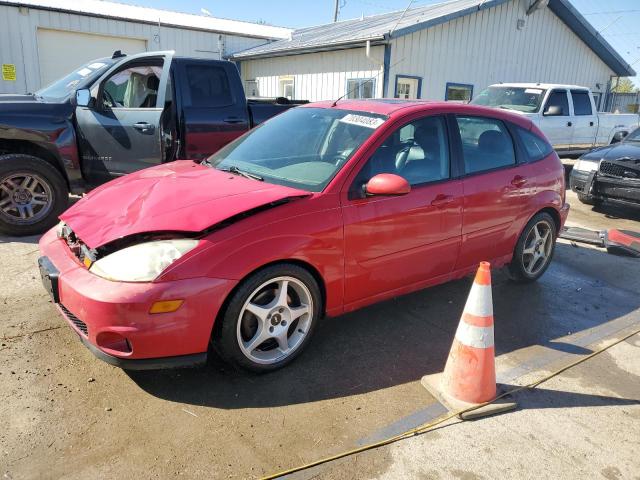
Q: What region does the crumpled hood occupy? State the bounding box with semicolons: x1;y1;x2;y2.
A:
60;161;311;248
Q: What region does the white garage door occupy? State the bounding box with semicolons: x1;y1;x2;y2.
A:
37;29;147;88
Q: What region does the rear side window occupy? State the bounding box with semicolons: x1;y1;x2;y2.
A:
516;127;553;161
456;116;516;174
571;90;593;116
185;64;233;108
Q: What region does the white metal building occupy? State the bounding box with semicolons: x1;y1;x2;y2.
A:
231;0;634;109
0;0;291;94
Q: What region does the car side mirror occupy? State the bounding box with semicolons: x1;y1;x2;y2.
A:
543;105;562;116
365;174;411;196
75;88;93;108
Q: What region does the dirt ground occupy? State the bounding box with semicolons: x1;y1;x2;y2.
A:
1;176;639;479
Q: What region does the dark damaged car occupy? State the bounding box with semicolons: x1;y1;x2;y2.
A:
570;127;640;207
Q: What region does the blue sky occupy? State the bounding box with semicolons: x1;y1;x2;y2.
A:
118;0;640;85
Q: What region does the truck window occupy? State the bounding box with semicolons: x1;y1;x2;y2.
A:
103;64;163;109
571;90;593;116
471;86;545;113
544;91;569;116
185;65;233;108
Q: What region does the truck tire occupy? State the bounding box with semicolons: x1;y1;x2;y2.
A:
0;154;69;236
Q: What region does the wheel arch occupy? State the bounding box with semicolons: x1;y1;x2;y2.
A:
210;258;328;343
0;140;69;187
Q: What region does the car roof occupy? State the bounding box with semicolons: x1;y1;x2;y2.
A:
302;99;535;130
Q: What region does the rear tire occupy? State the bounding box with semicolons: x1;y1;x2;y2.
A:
214;263;322;373
508;212;557;283
0;154;68;236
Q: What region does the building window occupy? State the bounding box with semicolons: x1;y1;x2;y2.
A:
395;75;422;99
445;83;474;102
245;80;258;97
346;78;375;99
279;76;294;99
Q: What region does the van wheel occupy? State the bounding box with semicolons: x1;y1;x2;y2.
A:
508;212;556;283
0;154;69;236
214;264;322;372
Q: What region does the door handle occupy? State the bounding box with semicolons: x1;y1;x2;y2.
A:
589;121;594;127
567;121;572;127
511;175;527;188
133;122;154;133
223;117;245;124
431;194;454;208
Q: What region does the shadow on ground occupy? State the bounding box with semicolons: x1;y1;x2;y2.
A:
127;242;640;409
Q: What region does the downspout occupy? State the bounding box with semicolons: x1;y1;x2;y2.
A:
365;39;386;98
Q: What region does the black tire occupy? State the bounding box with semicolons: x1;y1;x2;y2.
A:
0;154;68;236
214;263;322;373
508;212;557;283
577;192;601;207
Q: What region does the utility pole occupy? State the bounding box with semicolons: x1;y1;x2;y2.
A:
333;0;339;22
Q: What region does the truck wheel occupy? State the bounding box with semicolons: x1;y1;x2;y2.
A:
0;154;69;236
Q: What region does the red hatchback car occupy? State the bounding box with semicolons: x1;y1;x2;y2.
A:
38;100;569;371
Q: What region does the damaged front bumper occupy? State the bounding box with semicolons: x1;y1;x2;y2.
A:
570;161;640;207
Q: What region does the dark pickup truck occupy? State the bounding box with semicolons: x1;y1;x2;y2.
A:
0;50;304;235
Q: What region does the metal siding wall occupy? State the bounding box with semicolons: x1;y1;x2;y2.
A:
0;4;269;93
241;46;385;101
388;0;614;100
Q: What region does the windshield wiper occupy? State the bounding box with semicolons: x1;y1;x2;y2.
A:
218;165;264;181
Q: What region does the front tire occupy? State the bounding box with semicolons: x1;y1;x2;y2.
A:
0;154;69;236
508;212;557;283
214;264;322;372
577;192;600;206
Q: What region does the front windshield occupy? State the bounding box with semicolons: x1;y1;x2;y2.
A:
35;58;114;101
206;107;387;192
624;127;640;143
471;86;546;113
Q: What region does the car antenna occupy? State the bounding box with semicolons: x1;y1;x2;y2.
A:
112;50;127;59
330;56;406;107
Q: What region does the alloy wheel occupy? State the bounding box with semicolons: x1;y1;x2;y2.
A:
522;220;553;276
0;172;54;225
236;276;314;365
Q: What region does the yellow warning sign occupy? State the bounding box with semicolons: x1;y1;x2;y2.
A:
2;64;16;81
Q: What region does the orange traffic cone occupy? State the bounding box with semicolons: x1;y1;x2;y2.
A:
421;262;516;419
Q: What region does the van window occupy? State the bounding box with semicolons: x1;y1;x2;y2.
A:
456;116;516;174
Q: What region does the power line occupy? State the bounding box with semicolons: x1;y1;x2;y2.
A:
582;9;640;15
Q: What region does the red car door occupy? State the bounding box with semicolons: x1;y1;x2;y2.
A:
453;115;528;270
341;114;463;308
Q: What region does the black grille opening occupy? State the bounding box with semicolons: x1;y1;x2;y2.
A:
600;161;631;178
59;304;88;336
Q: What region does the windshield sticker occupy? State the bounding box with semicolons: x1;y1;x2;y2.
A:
87;62;107;70
340;114;385;129
525;88;543;94
77;68;92;77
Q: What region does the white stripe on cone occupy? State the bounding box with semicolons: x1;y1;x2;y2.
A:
462;284;493;318
455;322;494;349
